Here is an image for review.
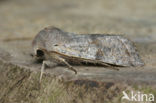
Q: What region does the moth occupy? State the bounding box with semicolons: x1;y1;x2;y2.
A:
32;26;144;81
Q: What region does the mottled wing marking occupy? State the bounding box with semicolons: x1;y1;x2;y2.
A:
48;34;143;66
95;49;104;60
36;27;143;67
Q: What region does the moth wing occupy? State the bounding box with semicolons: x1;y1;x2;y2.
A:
46;34;144;66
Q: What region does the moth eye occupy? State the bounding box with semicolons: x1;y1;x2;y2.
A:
36;49;44;57
54;44;58;46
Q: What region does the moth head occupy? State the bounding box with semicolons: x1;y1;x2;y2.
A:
32;35;46;61
36;49;44;57
34;48;45;62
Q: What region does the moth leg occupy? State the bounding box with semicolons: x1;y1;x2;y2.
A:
40;60;57;82
56;57;77;74
100;62;119;71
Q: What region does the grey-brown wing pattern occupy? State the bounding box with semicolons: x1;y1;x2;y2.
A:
33;27;144;67
43;28;143;66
